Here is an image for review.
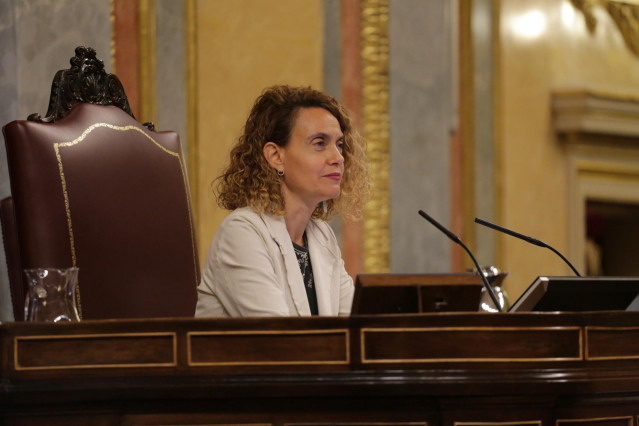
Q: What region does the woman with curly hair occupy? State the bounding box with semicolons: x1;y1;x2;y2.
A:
195;85;369;317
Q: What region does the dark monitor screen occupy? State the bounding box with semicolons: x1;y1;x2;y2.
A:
351;273;484;315
509;276;639;312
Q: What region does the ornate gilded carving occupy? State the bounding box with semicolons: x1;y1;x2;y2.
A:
138;0;158;127
110;0;116;74
28;46;137;125
570;0;639;57
185;0;199;226
361;0;390;273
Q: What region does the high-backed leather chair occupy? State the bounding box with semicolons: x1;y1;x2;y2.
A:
1;47;199;320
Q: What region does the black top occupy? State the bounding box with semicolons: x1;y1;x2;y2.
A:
292;234;319;315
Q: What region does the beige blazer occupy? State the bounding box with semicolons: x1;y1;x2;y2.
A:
195;207;354;317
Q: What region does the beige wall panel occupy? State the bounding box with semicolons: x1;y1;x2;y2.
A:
497;0;639;300
499;0;568;299
194;0;323;262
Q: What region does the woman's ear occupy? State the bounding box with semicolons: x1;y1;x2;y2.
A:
263;142;283;169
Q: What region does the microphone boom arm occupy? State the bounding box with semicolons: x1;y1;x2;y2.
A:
418;210;502;312
474;217;582;277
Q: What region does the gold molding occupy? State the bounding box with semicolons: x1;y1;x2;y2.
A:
552;90;639;139
109;0;115;73
361;0;390;273
185;0;198;225
138;0;157;125
554;88;639;103
570;0;639;58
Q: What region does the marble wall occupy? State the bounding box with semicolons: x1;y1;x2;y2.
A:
390;0;455;273
472;0;497;265
156;0;187;158
0;0;111;321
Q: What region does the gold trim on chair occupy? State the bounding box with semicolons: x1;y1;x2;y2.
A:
54;122;200;314
361;0;390;273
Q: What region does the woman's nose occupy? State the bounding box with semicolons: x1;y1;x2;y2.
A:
329;144;344;164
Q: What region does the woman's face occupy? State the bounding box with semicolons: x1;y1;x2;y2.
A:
278;107;345;212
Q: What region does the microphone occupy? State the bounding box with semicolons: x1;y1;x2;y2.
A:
474;217;582;277
418;210;502;312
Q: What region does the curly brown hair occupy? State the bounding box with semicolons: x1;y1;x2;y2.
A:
215;85;370;220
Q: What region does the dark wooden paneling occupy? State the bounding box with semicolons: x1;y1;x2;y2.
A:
5;313;639;424
587;327;639;360
14;332;175;370
188;329;349;365
361;326;581;363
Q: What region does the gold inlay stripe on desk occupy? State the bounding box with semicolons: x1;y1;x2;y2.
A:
361;326;583;363
188;329;350;366
286;423;427;426
14;332;177;371
557;415;632;426
456;422;541;426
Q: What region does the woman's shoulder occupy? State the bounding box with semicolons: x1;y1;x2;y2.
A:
224;206;260;221
219;207;283;237
218;207;265;231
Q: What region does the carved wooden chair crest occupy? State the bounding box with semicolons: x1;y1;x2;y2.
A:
27;46;154;129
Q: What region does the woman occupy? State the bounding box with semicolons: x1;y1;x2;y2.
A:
195;85;369;317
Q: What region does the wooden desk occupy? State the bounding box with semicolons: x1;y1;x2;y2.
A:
3;312;639;425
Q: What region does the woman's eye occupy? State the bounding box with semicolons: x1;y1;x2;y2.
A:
314;140;325;147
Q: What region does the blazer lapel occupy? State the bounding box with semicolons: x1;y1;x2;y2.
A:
307;221;336;316
261;213;311;316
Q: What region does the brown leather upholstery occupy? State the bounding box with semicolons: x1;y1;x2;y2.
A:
2;103;199;319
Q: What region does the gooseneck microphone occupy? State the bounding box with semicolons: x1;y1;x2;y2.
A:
474;217;582;277
418;210;502;312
